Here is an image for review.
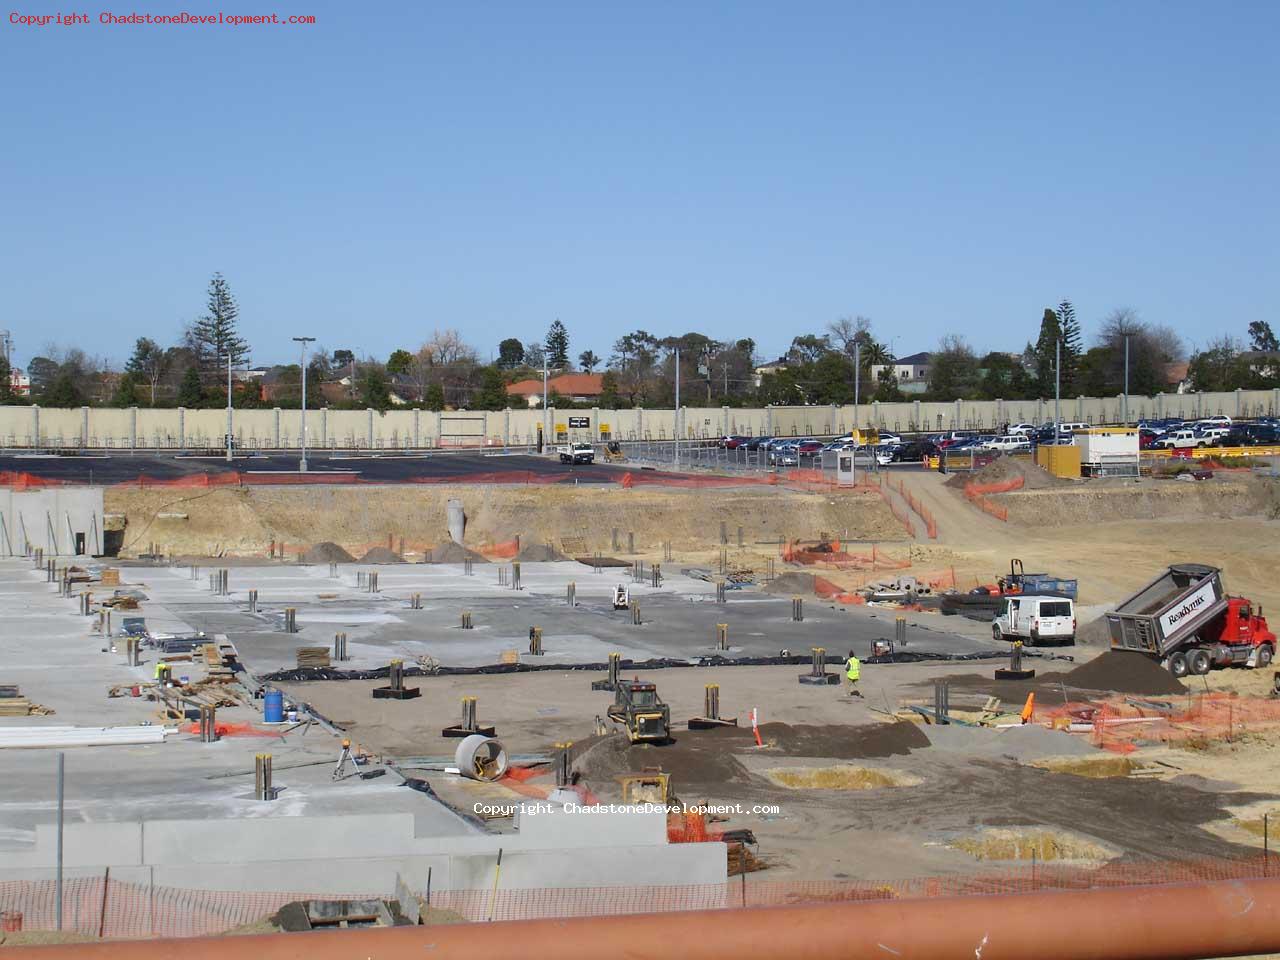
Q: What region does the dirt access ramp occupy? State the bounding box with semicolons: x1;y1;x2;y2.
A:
106;483;904;559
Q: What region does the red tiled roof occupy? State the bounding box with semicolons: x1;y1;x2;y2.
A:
507;373;604;397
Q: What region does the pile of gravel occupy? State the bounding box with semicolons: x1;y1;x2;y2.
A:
359;546;403;563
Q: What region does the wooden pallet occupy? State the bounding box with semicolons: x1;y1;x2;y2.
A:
296;647;331;669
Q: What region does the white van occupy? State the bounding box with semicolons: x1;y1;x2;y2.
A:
992;595;1076;646
1057;422;1090;434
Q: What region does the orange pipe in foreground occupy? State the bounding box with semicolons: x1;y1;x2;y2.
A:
11;877;1280;960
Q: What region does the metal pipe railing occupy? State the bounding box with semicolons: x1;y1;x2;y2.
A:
13;877;1280;960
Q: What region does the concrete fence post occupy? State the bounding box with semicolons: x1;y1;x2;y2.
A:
320;407;328;448
177;407;186;452
503;408;511;448
367;408;374;449
80;406;89;448
413;409;421;448
128;407;137;450
273;408;281;448
1236;387;1242;418
31;404;40;447
911;399;920;431
636;405;644;440
434;410;443;448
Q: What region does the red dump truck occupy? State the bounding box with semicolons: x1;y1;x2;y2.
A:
1107;563;1275;677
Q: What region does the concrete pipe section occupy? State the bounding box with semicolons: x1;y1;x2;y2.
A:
13;877;1280;960
454;734;508;781
446;497;465;543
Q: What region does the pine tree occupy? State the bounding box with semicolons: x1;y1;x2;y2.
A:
1055;299;1082;393
423;383;445;411
474;367;508;410
1033;309;1062;398
190;273;250;373
177;366;204;406
544;320;569;369
0;355;13;403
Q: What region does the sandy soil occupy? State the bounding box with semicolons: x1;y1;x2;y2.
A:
107;484;905;562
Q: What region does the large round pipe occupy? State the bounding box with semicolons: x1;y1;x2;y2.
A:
10;877;1280;960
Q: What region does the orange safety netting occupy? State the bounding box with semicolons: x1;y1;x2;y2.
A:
0;471;65;490
814;575;865;605
781;541;911;572
480;539;520;559
4;856;1278;935
891;477;938;539
180;721;281;738
962;475;1024;522
1088;692;1280;753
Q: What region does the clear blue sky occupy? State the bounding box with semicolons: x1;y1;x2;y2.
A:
2;0;1276;370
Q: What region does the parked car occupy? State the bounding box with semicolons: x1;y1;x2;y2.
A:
1153;429;1208;449
1197;426;1230;446
982;435;1032;453
887;440;938;463
1225;424;1280;446
1196;416;1232;428
875;433;903;446
1138;428;1159;450
795;439;824;456
1007;423;1036;436
558;442;595;464
744;436;773;451
769;443;799;466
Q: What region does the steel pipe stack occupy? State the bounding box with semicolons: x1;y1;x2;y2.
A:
248;589;258;613
566;582;576;606
704;684;721;720
199;706;218;743
284;608;297;633
792;596;804;622
895;616;907;647
716;623;728;651
631;602;641;625
529;627;544;656
461;611;473;629
334;632;348;662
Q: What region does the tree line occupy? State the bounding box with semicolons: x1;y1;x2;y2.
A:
1;276;1275;411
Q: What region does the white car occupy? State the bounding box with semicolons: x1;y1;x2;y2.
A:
875;433;902;446
1197;416;1232;428
992;596;1076;646
982;435;1031;453
1007;423;1036;436
1153;429;1207;449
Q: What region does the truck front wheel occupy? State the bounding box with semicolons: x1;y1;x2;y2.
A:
992;624;1006;642
1188;648;1212;676
1258;645;1275;668
1168;652;1189;678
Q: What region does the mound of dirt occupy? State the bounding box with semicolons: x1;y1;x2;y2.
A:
1076;614;1113;646
359;546;403;563
755;721;930;758
1062;651;1185;695
517;541;568;562
427;541;489;564
301;541;355;564
944;650;1184;699
763;572;816;595
946;455;1065;491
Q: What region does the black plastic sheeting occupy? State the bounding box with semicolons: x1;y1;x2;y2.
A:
260;648;1071;683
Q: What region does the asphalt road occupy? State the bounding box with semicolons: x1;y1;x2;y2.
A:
0;452;636;485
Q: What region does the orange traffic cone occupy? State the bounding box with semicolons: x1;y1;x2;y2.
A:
1020;692;1036;725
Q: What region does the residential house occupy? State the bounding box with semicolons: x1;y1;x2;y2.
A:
1163;362;1192;395
8;367;31;397
506;373;604;408
752;357;788;389
869;351;932;395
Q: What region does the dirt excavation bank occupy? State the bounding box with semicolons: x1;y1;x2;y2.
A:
993;475;1273;525
105;483;904;559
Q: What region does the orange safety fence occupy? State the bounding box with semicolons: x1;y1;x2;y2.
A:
179;721;282;739
890;478;938;539
962;475;1024;522
0;471;67;490
4;856;1279;936
781;541;911;572
1088;692;1280;754
480;539;521;560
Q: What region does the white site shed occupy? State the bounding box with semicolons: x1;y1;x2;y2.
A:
1075;427;1140;477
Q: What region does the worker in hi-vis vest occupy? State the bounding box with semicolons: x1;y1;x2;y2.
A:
845;651;862;697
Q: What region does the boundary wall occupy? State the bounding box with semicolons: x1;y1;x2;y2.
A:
0;389;1276;451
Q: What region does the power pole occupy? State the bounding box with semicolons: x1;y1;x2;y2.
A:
674;347;681;470
854;341;861;423
1054;338;1061;445
542;351;549;452
293;336;316;472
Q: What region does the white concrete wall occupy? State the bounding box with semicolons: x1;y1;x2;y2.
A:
1;389;1276;450
0;809;727;894
0;487;104;556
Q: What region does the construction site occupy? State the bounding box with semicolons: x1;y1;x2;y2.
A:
1;437;1280;958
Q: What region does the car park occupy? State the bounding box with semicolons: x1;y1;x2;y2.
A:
1007;423;1036;436
1225;423;1280;446
886;440;938;463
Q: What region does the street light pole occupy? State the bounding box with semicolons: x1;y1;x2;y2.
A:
1123;335;1130;426
674;347;681;471
854;341;861;424
1054;338;1061;445
225;353;234;462
293;337;315;472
